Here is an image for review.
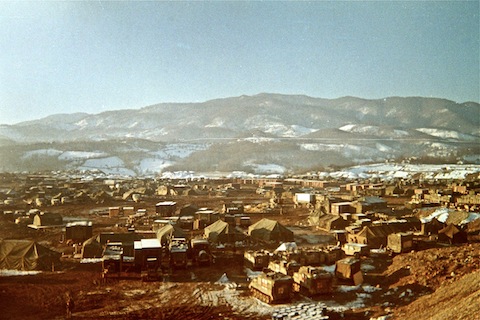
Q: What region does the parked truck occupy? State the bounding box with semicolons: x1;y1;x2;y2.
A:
190;238;212;266
141;257;162;281
249;271;293;304
169;238;188;268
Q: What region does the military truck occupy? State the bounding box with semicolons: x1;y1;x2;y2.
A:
249;271;293;304
292;266;333;296
244;250;270;270
141;257;162;281
335;257;363;285
169;237;188;268
102;242;123;280
190;238;211;266
268;259;301;276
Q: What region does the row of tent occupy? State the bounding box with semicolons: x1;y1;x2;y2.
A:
0;219;294;269
81;218;294;259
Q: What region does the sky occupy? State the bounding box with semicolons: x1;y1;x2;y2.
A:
0;1;479;125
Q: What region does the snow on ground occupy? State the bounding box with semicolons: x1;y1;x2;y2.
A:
326;163;480;181
416;128;478;141
284;125;318;137
241;137;278;143
58;151;108;160
0;270;42;276
151;143;209;159
136;158;173;174
249;163;286;174
420;208;480;225
22;149;63;159
375;143;393;153
300;143;343;151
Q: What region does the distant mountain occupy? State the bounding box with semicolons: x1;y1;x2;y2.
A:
0;93;478;175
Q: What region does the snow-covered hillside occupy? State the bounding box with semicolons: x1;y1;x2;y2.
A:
0;94;478;174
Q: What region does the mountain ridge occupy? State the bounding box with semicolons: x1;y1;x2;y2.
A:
0;93;478;175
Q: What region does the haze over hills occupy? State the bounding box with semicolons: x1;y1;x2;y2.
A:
0;93;479;175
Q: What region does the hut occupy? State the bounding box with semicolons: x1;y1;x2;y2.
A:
155;201;177;216
66;221;93;243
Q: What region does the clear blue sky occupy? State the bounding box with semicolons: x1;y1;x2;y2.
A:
1;1;478;124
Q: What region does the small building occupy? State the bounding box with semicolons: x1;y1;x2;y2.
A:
387;232;414;253
66;221;93;243
331;202;355;215
109;207;121;218
155;201;177;216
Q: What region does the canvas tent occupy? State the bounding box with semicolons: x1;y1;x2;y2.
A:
81;236;103;259
204;220;241;243
248;218;294;243
33;212;63;227
156;224;186;245
438;224;468;244
0;239;60;270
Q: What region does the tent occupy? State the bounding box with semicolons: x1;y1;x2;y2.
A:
248;218;294;243
156;224;186;245
33;212;63;227
204;220;242;243
438;224;468;244
81;236;103;259
0;239;60;270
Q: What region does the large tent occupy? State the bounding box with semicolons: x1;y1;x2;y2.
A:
156;224;186;245
0;239;60;270
438;224;468;244
204;220;242;243
247;218;294;243
81;236;103;259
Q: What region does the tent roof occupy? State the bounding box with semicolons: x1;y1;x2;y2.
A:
0;239;60;271
249;218;282;232
156;224;186;241
204;220;230;234
247;218;294;241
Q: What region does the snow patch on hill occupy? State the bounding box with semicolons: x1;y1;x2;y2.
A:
151;143;208;159
416;128;478;141
22;149;63;159
136;158;173;174
59;151;108;160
